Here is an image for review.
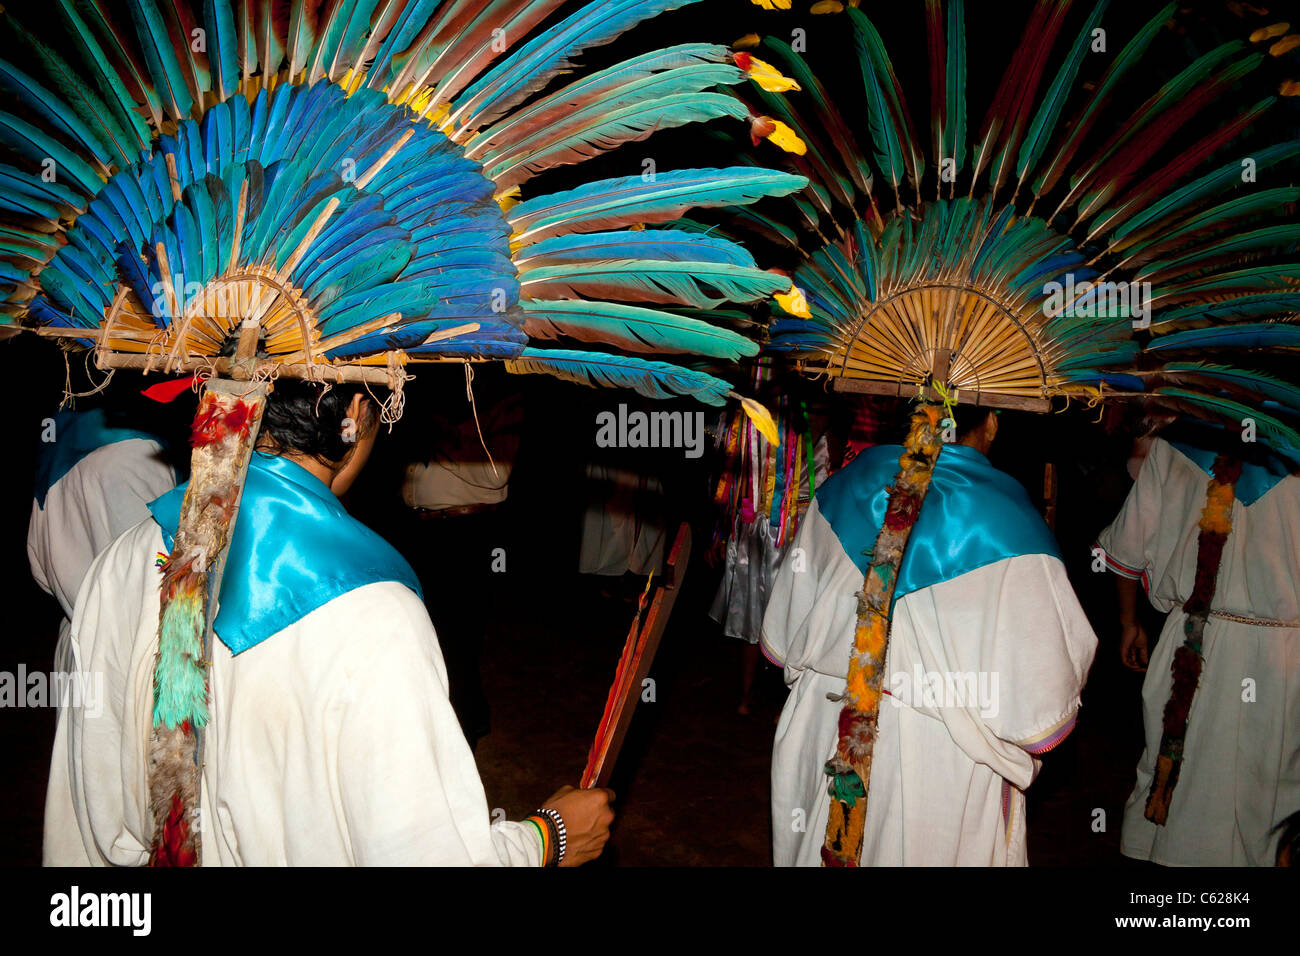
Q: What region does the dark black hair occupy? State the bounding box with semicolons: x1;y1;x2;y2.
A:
950;403;996;441
216;327;381;465
258;378;379;466
886;400;995;443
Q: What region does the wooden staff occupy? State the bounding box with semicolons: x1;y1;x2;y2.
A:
580;523;692;790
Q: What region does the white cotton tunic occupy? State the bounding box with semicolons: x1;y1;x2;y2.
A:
579;463;666;576
44;519;542;867
763;501;1097;866
1097;438;1300;866
27;436;176;626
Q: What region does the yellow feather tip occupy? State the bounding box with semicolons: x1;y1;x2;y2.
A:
734;33;762;49
496;185;522;214
750;0;792;9
1251;22;1290;43
1270;35;1300;57
743;55;802;92
763;118;807;155
811;1;845;12
738;396;780;447
775;284;811;318
407;87;434;113
1281;79;1300;96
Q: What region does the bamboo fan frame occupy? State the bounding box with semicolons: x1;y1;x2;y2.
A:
818;282;1057;412
37;277;400;386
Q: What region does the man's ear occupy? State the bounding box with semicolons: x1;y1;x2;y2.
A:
343;392;366;442
986;410;999;444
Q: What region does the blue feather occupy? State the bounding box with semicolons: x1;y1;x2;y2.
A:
0;112;103;197
1146;323;1300;352
504;346;732;405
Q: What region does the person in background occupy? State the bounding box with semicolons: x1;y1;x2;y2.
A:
394;369;523;750
1098;424;1300;866
32;398;182;865
709;399;829;715
29;404;181;652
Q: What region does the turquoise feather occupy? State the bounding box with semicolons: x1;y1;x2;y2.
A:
0;51;122;168
468;42;732;160
517;229;758;270
509;168;809;244
521;299;759;359
1031;2;1174;200
485;92;751;186
520;259;788;309
1146;324;1300;352
204;0;240;100
943;0;965;176
0;112;103;196
126;0;195;120
50;0;153;151
848;7;909;193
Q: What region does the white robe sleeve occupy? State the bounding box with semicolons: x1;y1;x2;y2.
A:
761;500;848;674
1095;438;1185;607
331;585;543;866
889;554;1098;780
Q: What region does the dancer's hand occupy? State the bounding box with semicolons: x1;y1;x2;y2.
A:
1120;621;1149;671
542;785;616;866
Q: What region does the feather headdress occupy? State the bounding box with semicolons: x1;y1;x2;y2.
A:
739;0;1300;457
735;0;1300;867
0;0;810;865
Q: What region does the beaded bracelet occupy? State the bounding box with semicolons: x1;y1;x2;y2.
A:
536;808;567;866
523;814;556;866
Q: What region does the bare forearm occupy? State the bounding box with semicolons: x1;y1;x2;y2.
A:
1116;575;1140;628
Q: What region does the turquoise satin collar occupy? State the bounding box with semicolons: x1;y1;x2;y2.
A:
34;408;167;508
818;443;1060;606
149;452;422;655
1169;442;1292;507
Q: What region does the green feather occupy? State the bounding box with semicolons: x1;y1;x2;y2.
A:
1016;0;1108;190
943;0;965;176
1032;2;1174;201
848;6;914;194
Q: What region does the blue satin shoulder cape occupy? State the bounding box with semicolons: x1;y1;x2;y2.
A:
148;451;422;655
34;408;167;508
817;443;1060;606
1168;441;1292;507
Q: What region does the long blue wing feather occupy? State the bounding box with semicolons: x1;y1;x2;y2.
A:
504;346;732;404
